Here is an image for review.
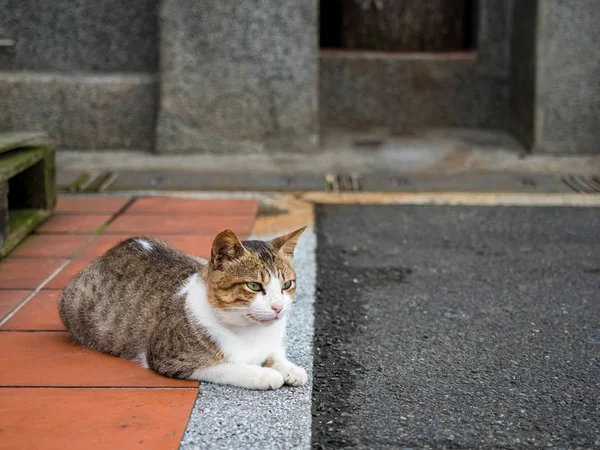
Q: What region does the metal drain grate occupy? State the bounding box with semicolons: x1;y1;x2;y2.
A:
61;171;118;193
561;175;600;194
325;173;362;192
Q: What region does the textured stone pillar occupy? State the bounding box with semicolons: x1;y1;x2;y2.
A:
510;0;600;154
156;1;318;154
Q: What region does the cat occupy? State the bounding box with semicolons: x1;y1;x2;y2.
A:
58;227;308;390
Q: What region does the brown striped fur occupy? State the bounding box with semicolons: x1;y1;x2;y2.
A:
58;227;306;381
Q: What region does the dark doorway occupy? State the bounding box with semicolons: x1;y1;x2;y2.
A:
320;0;478;51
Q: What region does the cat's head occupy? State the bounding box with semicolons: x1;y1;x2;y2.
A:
205;227;307;327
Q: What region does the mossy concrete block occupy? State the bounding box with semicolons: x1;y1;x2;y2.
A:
0;182;7;250
0;147;47;183
7;146;57;212
0;133;56;259
0;132;48;155
0;209;51;259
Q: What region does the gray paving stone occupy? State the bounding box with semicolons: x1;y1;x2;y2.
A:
56;171;85;190
360;173;572;193
109;171;324;192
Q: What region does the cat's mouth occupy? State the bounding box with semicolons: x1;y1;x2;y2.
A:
248;314;278;324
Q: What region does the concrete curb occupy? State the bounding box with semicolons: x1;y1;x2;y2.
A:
58;190;600;208
180;231;317;449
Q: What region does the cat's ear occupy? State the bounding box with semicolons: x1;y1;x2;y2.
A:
211;229;247;269
270;226;307;259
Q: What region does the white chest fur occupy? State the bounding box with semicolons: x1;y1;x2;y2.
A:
181;274;286;365
212;320;286;364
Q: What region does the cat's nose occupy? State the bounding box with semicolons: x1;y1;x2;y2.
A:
271;304;282;314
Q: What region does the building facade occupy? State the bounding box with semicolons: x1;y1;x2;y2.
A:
0;0;598;154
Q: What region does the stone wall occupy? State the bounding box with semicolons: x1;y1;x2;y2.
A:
0;0;158;72
155;0;318;153
535;0;600;154
320;53;511;132
320;0;516;134
0;0;158;149
508;0;600;154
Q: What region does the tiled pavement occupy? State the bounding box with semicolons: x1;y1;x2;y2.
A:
0;195;259;450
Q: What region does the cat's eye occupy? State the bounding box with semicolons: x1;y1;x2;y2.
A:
282;280;294;290
246;282;263;292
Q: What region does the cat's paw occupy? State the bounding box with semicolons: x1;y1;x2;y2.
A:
247;367;285;390
281;364;308;387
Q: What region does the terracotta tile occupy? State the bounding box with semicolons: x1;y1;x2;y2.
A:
37;214;112;234
44;259;93;290
0;332;198;387
56;196;131;214
128;197;259;216
82;235;215;259
0;388;197;450
2;290;64;331
0;259;65;289
79;235;133;258
10;234;91;258
159;235;214;258
0;290;31;321
105;215;255;235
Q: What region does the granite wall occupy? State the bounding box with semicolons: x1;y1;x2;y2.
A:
534;0;600;154
320;0;517;134
0;74;157;150
0;0;158;72
155;0;319;153
0;0;159;149
320;53;511;132
508;0;600;154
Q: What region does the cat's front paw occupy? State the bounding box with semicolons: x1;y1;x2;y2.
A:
281;364;307;387
247;367;285;390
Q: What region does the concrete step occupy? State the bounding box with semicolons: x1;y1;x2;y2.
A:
55;169;600;195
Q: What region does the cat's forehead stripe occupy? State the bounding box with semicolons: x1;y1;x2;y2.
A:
242;240;278;266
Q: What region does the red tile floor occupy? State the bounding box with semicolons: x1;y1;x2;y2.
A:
0;195;259;450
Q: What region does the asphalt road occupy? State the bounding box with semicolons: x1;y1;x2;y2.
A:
312;205;600;449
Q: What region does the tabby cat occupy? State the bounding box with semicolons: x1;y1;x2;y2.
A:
58;227;307;390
